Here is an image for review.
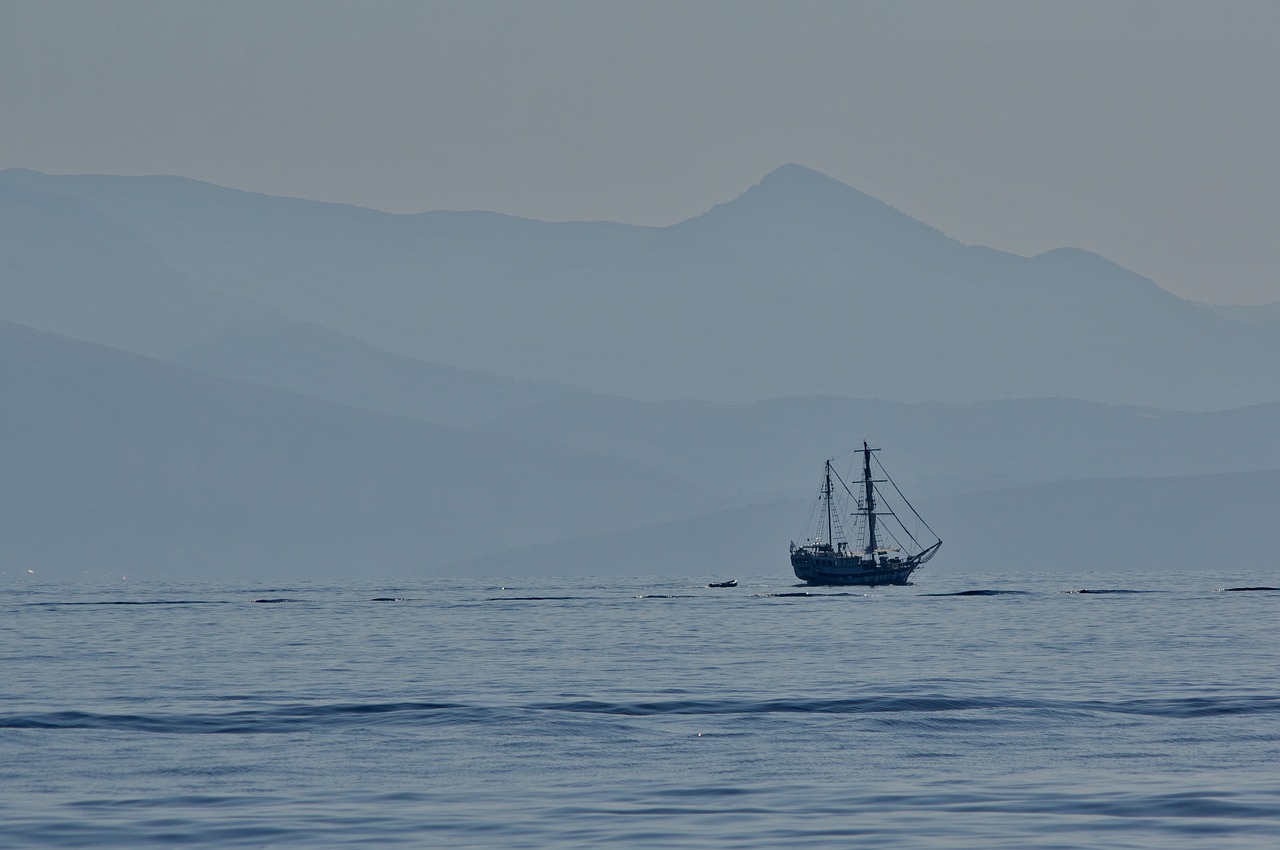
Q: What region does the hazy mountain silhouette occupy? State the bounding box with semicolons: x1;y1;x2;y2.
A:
10;308;1277;580
1209;301;1280;329
150;316;1280;503
0;320;716;579
4;165;1279;580
106;311;1280;504
169;319;603;429
474;393;1280;500
438;470;1280;579
4;165;1278;409
0;176;279;355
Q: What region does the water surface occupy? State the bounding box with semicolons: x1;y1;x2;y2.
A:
3;571;1278;847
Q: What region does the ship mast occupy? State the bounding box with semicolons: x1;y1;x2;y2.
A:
863;442;877;557
824;459;834;548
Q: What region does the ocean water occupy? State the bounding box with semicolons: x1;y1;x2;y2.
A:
2;570;1278;848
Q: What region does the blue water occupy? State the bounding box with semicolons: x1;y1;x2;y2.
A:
3;571;1279;848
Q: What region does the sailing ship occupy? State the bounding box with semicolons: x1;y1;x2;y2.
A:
790;442;941;586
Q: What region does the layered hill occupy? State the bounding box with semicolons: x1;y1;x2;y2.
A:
0;321;715;579
3;165;1278;581
3;165;1278;409
161;321;1280;499
6;313;1278;581
438;470;1280;581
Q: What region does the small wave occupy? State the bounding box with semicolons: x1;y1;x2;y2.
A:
1021;789;1278;821
537;694;1280;719
754;592;865;598
532;696;1028;716
1060;589;1164;595
486;596;585;601
1218;586;1279;592
24;600;230;607
0;701;469;734
7;693;1275;734
1096;695;1280;718
922;590;1031;597
369;597;409;602
250;598;292;604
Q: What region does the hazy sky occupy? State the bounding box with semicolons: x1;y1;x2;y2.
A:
3;0;1277;304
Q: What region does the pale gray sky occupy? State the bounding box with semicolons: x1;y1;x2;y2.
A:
2;0;1277;304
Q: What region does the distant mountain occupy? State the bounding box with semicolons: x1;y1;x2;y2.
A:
924;470;1280;578
0;177;280;356
4;165;1279;409
0;321;716;580
156;318;1280;502
5;316;1279;581
5;165;1280;581
1207;301;1280;329
438;470;1280;581
168;319;603;429
474;393;1280;500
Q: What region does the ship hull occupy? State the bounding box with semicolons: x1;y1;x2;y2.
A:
791;551;919;586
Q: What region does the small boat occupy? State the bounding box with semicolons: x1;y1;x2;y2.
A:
707;579;738;588
790;442;941;586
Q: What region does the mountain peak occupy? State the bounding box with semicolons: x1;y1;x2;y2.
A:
673;164;958;253
757;162;852;190
741;163;886;213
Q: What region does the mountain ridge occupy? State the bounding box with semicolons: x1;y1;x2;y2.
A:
437;469;1280;579
5;164;1278;580
0;319;717;579
4;164;1279;409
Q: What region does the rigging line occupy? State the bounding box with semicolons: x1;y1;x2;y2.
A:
829;446;858;465
836;463;880;542
870;483;921;550
827;463;864;536
800;478;823;541
869;481;899;517
893;529;912;553
793;473;824;540
870;480;918;550
829;465;859;501
879;523;907;553
874;454;940;541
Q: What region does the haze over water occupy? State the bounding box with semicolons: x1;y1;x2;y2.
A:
4;571;1278;848
4;5;1280;847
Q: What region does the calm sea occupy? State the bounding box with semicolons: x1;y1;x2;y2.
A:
2;570;1278;848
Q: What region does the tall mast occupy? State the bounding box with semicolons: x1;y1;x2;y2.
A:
863;442;877;556
824;459;834;547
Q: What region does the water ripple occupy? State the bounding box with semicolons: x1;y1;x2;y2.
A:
922;590;1032;596
6;693;1277;734
23;600;231;606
